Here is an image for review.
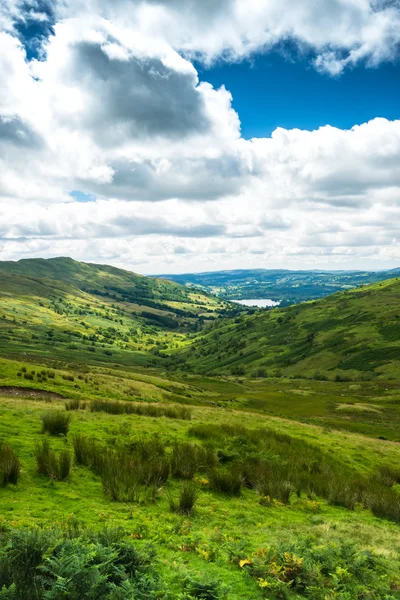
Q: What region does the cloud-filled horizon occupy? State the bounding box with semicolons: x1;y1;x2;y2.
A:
0;0;399;274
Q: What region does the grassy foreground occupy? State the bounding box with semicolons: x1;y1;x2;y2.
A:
1;378;400;598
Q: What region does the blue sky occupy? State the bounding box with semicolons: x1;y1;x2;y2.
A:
198;52;400;139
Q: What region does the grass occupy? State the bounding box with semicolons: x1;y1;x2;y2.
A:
1;392;400;598
90;398;192;419
168;481;199;515
41;410;71;436
0;261;400;597
177;277;400;382
0;442;20;486
35;439;71;480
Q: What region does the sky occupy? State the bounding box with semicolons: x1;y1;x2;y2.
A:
0;0;399;275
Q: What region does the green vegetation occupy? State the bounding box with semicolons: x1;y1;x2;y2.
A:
177;277;400;382
0;257;399;597
161;266;400;305
0;257;238;370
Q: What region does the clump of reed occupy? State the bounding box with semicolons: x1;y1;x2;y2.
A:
41;411;71;436
167;481;199;515
0;442;21;486
35;439;71;480
65;399;83;411
90;399;191;420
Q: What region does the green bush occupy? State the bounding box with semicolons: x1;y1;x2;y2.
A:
185;578;221;599
376;463;400;487
41;411;71;436
0;527;161;600
235;537;397;600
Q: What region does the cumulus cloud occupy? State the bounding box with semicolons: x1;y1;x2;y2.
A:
0;0;399;271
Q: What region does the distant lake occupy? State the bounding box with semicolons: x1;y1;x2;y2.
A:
232;299;280;308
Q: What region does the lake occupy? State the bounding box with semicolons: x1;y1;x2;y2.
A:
232;298;280;308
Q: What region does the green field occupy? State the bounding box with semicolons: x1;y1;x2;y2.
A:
0;259;399;598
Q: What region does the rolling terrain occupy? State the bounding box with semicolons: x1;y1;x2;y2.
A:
176;277;400;382
0;259;399;598
0;257;236;367
159;267;400;305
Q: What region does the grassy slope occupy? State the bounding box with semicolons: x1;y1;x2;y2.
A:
0;258;235;368
1;391;400;598
178;277;400;381
0;256;232;314
0;263;400;596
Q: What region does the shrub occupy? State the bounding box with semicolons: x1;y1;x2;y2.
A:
101;451;141;503
186;578;221;599
0;527;162;599
257;478;294;504
62;374;75;382
41;411;71;436
72;434;104;473
234;537;396;599
168;481;199;515
0;443;21;486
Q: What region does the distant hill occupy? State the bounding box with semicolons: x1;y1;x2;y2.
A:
174;277;400;381
0;257;234;311
0;257;236;366
156;267;400;305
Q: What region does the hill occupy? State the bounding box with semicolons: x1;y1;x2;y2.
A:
174;277;400;380
0;257;236;367
158;267;400;305
0;257;230;308
0;260;400;598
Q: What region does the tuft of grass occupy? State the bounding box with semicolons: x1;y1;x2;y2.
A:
41;411;71;436
208;469;242;496
168;481;199;515
90;399;191;420
35;439;71;480
65;399;81;411
170;442;199;479
376;464;400;487
0;442;21;486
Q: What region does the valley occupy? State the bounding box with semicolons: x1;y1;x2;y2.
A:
160;267;400;306
0;258;399;599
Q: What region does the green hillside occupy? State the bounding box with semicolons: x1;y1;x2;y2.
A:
0;257;231;308
0;258;235;367
1;260;400;598
175;277;400;381
158;267;400;305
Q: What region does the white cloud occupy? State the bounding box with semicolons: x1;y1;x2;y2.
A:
0;1;399;272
